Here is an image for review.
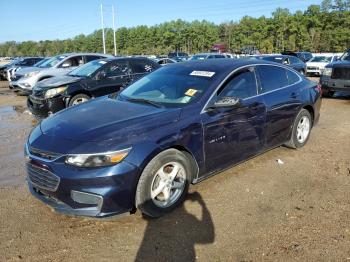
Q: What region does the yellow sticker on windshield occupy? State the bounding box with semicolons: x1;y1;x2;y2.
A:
185;89;198;97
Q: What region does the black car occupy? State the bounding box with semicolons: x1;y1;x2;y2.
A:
27;57;160;117
282;51;313;62
320;49;350;97
168;52;189;62
256;55;307;75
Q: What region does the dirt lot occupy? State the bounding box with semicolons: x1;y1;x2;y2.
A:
0;79;349;261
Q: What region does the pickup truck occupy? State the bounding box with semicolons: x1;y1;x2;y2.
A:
320;49;350;97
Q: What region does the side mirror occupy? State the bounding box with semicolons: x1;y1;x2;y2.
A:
211;96;242;109
61;62;71;68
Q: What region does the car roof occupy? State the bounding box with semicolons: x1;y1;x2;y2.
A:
57;52;113;58
165;58;281;77
95;56;155;63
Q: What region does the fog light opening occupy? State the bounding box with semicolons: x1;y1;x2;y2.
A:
71;190;103;209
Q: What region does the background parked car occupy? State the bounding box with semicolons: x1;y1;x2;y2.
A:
5;57;45;81
0;57;42;80
320;48;350;97
282;51;313;62
10;53;112;95
255;55;307;75
306;54;341;76
168;52;189;61
27;57;160;117
190;53;226;60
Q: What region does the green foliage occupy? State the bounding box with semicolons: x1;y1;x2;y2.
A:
0;1;349;56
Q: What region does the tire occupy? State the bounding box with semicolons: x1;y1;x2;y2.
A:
135;149;192;218
285;109;312;149
68;94;90;107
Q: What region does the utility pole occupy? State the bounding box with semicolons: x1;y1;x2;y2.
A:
100;2;106;54
112;5;117;56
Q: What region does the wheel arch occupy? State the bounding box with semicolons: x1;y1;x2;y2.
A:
302;104;314;126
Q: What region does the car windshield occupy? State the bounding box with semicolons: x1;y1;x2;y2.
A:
309;56;332;62
33;58;49;67
119;66;215;107
340;50;350;61
38;55;67;68
190;55;207;60
69;60;106;77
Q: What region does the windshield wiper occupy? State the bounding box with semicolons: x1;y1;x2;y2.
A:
126;98;162;108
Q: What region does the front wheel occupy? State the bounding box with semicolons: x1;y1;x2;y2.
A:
68;94;90;107
285;109;312;149
135;149;192;218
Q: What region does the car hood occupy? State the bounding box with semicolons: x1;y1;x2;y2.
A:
40;97;182;143
15;66;44;75
36;75;82;89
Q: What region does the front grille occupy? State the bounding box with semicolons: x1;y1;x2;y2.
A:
29;146;62;160
29;95;45;104
307;67;319;70
332;67;350;80
11;75;22;81
27;163;60;191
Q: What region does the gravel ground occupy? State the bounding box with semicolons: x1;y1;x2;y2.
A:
0;79;349;261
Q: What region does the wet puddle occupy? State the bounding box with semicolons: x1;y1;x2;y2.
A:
0;105;35;187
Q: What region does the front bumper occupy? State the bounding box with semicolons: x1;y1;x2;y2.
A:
320;75;350;92
25;144;140;218
27;95;66;117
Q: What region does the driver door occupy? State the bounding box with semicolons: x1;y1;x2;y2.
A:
200;66;266;173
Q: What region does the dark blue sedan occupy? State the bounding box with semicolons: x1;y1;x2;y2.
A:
25;59;321;218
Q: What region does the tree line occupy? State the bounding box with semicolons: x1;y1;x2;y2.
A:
0;0;349;57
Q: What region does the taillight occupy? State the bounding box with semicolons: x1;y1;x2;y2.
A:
316;83;322;96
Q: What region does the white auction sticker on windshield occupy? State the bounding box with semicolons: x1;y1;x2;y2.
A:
190;71;215;77
99;61;107;64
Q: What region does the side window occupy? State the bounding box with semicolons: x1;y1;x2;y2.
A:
217;67;257;99
85;55;103;62
289;56;300;64
105;61;130;77
61;56;84;67
286;70;300;85
131;60;157;73
257;65;289;93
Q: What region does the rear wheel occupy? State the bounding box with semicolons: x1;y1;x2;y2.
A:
135;149;191;218
68;94;90;107
285;109;312;149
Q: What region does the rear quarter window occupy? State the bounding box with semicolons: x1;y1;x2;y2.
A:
257;65;289;93
131;60;158;74
286;70;300;85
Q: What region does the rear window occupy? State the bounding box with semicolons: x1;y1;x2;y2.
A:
257;65;289;93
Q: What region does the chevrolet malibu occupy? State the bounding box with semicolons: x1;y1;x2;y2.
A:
25;59;321;218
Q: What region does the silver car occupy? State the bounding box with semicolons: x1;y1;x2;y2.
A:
10;53;112;95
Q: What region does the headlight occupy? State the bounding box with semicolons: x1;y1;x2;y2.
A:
44;86;68;99
322;68;332;76
65;148;131;167
24;71;40;77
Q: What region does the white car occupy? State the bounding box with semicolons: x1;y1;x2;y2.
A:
10;53;111;95
306;54;341;76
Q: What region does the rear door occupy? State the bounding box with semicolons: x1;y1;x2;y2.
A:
90;60;131;97
129;59;159;83
201;66;266;173
256;65;302;149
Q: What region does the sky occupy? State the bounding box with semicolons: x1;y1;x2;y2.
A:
0;0;323;43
